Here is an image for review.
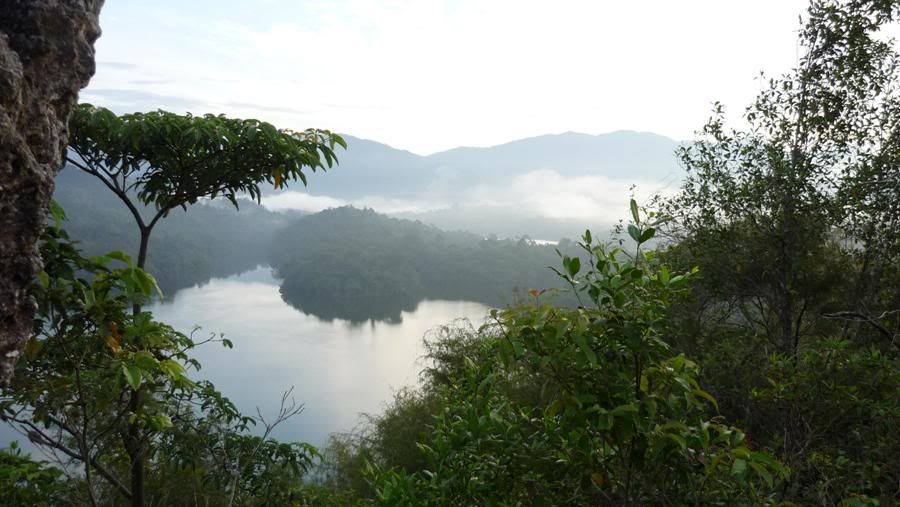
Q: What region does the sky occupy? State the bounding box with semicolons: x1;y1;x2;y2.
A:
84;0;811;155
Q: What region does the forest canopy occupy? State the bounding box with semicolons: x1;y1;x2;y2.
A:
269;206;578;322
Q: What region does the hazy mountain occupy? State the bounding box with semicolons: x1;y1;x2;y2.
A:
61;130;683;243
427;130;680;183
301;135;433;199
289;130;681;200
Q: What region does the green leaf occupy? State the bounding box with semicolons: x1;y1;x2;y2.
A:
36;270;50;289
565;257;581;277
731;458;747;476
573;333;597;366
732;446;751;459
665;433;687;449
639;227;655;243
122;364;142;390
693;388;719;411
611;403;639;417
630;199;640;224
49;199;66;229
149;414;173;430
105;251;133;266
159;359;185;379
749;461;774;488
546;399;563;418
82;287;96;308
132;269;163;298
132;351;158;370
627;224;641;243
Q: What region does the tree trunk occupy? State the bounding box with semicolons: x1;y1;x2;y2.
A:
131;451;145;507
0;0;104;385
123;387;146;507
133;227;150;315
776;241;795;355
128;227;149;505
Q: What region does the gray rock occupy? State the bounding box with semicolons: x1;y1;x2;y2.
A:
0;0;103;384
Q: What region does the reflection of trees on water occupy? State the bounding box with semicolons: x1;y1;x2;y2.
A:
279;284;572;325
279;286;421;325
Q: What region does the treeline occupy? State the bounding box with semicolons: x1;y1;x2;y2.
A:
55;167;585;322
269;206;579;322
53;168;293;295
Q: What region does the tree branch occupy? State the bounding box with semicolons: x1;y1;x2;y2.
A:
2;414;132;499
820;310;899;349
66;154;148;232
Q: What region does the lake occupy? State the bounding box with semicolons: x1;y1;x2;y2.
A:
146;267;490;447
1;267;490;453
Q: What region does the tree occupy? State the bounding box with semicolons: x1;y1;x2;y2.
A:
1;214;318;505
0;0;103;385
666;0;900;355
65;104;345;290
660;1;900;501
0;441;77;506
63;105;343;506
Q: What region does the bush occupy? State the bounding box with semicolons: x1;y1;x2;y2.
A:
327;204;787;505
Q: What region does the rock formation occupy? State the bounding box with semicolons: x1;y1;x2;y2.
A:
0;0;104;384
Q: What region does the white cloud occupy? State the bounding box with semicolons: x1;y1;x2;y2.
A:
472;169;677;223
264;168;679;225
262;193;347;213
87;0;812;154
262;192;447;215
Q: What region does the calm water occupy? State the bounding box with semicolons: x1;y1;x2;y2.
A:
1;267;489;453
146;267;489;447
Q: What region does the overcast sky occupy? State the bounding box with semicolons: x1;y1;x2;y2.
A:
84;0;810;155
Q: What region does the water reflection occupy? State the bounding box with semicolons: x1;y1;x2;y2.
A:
146;267;490;447
279;288;421;324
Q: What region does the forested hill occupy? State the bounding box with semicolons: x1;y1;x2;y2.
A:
269;207;576;322
53;168;293;294
54;168;581;320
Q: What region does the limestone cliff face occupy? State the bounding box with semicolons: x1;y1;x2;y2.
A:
0;0;103;384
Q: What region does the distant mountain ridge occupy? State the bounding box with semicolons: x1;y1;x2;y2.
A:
58;130;683;247
299;130;681;200
428;130;680;180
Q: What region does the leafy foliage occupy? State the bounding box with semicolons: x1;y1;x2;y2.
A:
753;340;900;504
656;1;900;504
68;104;345;211
324;204;787;505
664;0;900;356
0;442;77;506
0;215;319;505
